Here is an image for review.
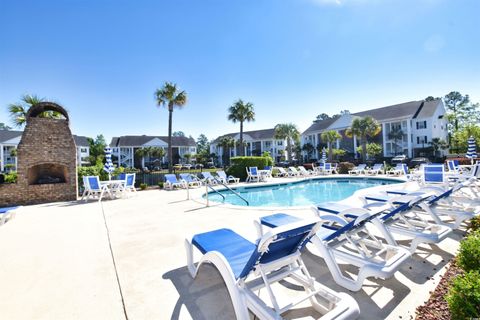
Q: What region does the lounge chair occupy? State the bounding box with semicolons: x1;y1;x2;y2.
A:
257;210;411;292
366;163;384;175
387;163;407;176
446;160;460;174
216;170;239;184
298;166;314;176
180;173;202;188
314;163;325;175
348;164;366;175
186;218;360;319
246;167;260;182
288;166;301;177
164;174;186;190
81;176;111;201
274;167;288;177
0;206;20;225
200;172;218;185
331;163;339;174
357;193;453;253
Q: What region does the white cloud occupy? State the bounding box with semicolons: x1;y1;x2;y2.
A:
423;34;446;53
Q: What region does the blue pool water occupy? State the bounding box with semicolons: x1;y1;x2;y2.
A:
205;177;401;207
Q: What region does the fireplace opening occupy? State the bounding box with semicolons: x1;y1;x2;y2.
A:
27;163;68;185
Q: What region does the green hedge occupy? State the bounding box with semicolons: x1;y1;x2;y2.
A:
457;231;480;272
446;270;480;320
226;156;273;181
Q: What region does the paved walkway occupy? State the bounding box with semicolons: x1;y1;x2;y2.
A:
0;176;466;319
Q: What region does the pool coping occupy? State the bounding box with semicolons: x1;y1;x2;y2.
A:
191;174;408;211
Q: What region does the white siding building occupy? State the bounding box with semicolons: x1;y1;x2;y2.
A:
210;128;293;165
301;99;448;159
110;135;197;168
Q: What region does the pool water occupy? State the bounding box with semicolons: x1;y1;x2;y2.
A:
205;177;400;207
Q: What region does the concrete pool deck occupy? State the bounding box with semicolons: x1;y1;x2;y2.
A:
0;175;467;319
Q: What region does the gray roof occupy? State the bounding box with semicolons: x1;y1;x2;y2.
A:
214;128;277;143
73;135;90;147
303;99;442;134
302;118;338;135
0;129;22;143
110;135;196;147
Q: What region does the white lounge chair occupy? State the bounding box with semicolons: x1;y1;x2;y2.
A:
164;174;186;190
288;166;301;177
298;166;314;176
0;206;20;225
349;164;366;175
186;219;360;319
257;211;411;292
180;173;202;188
366;163;384;175
387;163;407;176
274;167;289;177
216;170;240;184
81;176;111;201
200;172;218;185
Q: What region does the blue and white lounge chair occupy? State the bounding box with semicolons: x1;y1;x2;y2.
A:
298;166;314;176
122;173;137;196
0;206;20;225
317;194;452;254
81;176;111;201
366;163;384;175
323;163;334;175
257;210;411;292
262;166;273;179
216;170;239;184
186;219;360;319
246;167;260;182
348;164;366;175
164;174;186;190
200;172;218;185
179;173;202;188
446;160;460;173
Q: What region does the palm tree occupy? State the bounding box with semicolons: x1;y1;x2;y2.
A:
321;130;342;161
302;143;315;161
429;138;448;158
227;99;255;156
345;116;381;161
218;136;235;165
136;147;165;168
387;125;404;156
155;82;187;173
274;123;300;162
8;94;61;127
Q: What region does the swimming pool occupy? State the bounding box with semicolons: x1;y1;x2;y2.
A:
205;177;401;207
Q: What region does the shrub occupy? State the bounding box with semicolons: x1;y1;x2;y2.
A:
457;231;480;272
4;171;17;183
226;156;274;181
446;270;480;320
158;182;164;189
337;162;355;174
140;183;147;190
468;216;480;233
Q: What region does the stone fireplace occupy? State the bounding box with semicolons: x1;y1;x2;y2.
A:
0;102;78;206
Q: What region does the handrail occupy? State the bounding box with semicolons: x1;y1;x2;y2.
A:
207;184;226;201
215;178;249;206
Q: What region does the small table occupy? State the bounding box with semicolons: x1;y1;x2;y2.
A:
258;170;271;181
100;180;126;199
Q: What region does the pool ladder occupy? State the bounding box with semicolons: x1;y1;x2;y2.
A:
207;179;249;206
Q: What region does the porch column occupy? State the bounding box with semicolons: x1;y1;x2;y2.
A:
382;123;387;157
353;135;357;159
117;149;121;167
249;142;252;156
406;120;413;158
130;147;134;168
0;144;4;171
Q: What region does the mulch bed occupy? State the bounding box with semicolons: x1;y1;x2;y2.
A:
415;259;464;320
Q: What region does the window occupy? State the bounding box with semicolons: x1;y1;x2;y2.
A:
416;121;427;129
417;136;428;144
277;141;283;146
80;147;87;153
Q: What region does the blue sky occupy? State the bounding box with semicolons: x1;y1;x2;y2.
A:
1;0;479;143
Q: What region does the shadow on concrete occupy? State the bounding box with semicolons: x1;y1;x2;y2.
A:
301;250;411;320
